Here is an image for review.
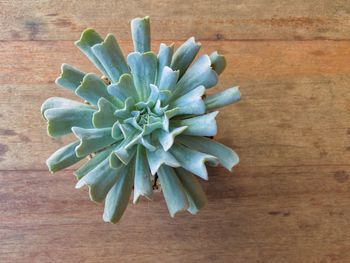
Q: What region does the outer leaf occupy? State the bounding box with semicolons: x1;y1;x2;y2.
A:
170;37;201;77
158;66;179;92
127;52;157;101
75;158;123;203
76;73;121;106
169;143;218;180
44;107;95;137
103;165;133;223
156;43;174;86
204;87;240;111
41;97;91;119
170;85;206;115
171;111;218;137
74;28;109;77
176;167;207;214
157;165;189;217
74;147;114;180
131;16;151;53
209;51;226;75
55;64;85;91
176;135;239;171
72;127;116;157
173;54;218;99
133;145;153;204
46;141;85;173
91;34;129;83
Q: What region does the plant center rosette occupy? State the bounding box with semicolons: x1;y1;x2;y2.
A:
41;16;241;223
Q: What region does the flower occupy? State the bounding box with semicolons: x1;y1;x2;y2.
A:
41;16;240;223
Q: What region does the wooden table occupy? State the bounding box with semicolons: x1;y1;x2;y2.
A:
1;1;350;262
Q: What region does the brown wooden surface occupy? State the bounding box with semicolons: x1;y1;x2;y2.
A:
1;1;350;262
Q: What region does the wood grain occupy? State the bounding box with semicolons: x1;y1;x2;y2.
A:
1;0;350;262
1;0;350;41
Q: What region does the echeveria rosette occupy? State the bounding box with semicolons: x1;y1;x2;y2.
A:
41;16;240;223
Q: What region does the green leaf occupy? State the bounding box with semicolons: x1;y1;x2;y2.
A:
170;37;201;77
204;87;240;111
107;74;138;101
92;98;119;128
44;107;95;137
209;51;226;75
75;158;124;203
173;55;218;99
55;64;85;91
74;28;109;77
155;126;187;151
156;43;174;86
157;165;189;217
146;146;180;175
46;141;85;173
91;34;129;83
127;52;157;101
133;145;153;204
74;148;114;180
72;127;116;157
170;111;218;137
76;73;121;106
169;143;218;180
103;165;133;223
176;167;207;214
158;66;179;93
170;85;205;115
131;16;151;53
176;135;239;171
41;97;91;119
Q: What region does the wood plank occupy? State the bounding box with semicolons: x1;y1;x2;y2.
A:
0;40;350;170
1;167;350;262
1;0;350;41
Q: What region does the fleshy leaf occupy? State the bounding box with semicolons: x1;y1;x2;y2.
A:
131;16;151;53
170;85;206;115
127;52;157;101
103;164;133;223
46;141;85;173
156;43;174;86
74;29;109;77
173;54;218;99
44;107;95;137
209;51;226;75
75;158;123;203
204;87;240;111
91;34;129;83
133;145;153;204
171;111;218;137
155;126;187;151
55;64;85;91
146;146;180;175
93;98;119;128
107;74;138;101
76;73;121;106
158;66;179;93
74;148;114;180
114;97;136;120
177;135;239;171
176;167;207;214
170;37;201;77
157;165;189;217
72;127;116;157
41;97;91;119
170;143;218;180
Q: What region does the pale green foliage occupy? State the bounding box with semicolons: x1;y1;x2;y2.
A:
41;17;240;223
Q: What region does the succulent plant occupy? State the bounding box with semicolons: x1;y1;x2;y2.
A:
41;16;240;223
